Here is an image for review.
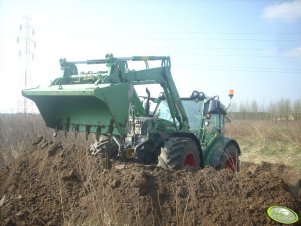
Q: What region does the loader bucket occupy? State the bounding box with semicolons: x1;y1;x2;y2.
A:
22;83;145;137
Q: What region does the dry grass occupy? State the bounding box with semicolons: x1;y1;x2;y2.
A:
1;114;301;170
0;114;93;168
0;114;51;166
226;120;301;170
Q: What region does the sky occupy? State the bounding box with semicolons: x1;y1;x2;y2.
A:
0;0;301;113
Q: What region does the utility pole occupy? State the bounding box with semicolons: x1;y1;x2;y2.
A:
17;15;36;113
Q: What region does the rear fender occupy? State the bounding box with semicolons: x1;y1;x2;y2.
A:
203;136;240;168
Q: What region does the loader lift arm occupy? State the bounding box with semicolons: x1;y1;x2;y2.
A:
60;55;189;131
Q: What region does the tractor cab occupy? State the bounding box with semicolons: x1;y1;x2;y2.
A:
152;90;232;150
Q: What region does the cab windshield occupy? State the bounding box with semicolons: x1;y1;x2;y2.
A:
182;100;203;132
154;100;173;122
154;99;203;132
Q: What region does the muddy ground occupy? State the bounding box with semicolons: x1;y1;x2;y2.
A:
0;138;300;226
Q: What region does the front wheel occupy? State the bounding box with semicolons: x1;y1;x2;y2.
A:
158;137;200;169
90;136;118;157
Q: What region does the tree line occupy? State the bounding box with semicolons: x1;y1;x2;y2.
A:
228;98;301;120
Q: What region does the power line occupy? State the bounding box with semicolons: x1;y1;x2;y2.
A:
106;32;301;42
117;31;301;35
144;46;301;52
176;64;301;73
180;53;301;58
115;36;301;42
195;65;301;71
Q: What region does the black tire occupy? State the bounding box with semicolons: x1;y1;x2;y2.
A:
90;136;118;157
219;143;240;172
157;137;200;169
136;143;160;164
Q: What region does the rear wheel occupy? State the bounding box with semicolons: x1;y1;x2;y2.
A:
219;143;240;172
158;137;200;169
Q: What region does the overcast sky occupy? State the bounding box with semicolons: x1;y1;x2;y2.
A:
0;0;301;112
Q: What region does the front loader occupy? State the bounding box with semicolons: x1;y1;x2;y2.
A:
22;54;240;171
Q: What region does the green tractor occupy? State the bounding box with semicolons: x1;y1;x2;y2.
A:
22;54;240;171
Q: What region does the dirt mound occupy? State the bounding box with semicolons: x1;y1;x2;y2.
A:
0;139;300;226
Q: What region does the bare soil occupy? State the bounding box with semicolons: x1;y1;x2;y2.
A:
0;139;300;226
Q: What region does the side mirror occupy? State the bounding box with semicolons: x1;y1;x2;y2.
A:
208;99;220;114
203;99;221;116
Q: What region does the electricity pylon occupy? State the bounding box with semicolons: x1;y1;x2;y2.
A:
17;15;36;113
